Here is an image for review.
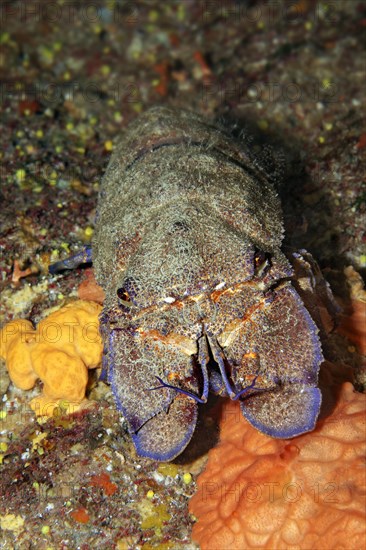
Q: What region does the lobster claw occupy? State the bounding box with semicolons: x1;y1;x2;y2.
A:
131;396;198;461
105;321;203;461
131;335;211;459
216;282;323;438
240;384;322;438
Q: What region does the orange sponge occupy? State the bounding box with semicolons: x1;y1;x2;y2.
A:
189;381;366;549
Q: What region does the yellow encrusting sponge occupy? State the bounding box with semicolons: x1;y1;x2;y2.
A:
0;300;103;416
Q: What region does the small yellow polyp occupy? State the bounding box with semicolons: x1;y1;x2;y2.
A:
0;300;103;416
183;472;192;485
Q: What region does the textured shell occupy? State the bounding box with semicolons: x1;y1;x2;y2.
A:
93;107;286;306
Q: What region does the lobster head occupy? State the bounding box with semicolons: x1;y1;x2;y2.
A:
101;248;323;461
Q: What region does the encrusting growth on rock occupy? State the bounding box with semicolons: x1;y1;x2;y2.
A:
0;300;103;416
189;378;366;550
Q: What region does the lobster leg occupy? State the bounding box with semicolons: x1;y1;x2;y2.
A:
49;245;92;274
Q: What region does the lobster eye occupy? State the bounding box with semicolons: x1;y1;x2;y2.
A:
254;249;266;269
117;287;133;308
117;276;139;308
253;249;270;276
117;287;131;301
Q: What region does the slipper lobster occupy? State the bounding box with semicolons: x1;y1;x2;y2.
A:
50;107;328;461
